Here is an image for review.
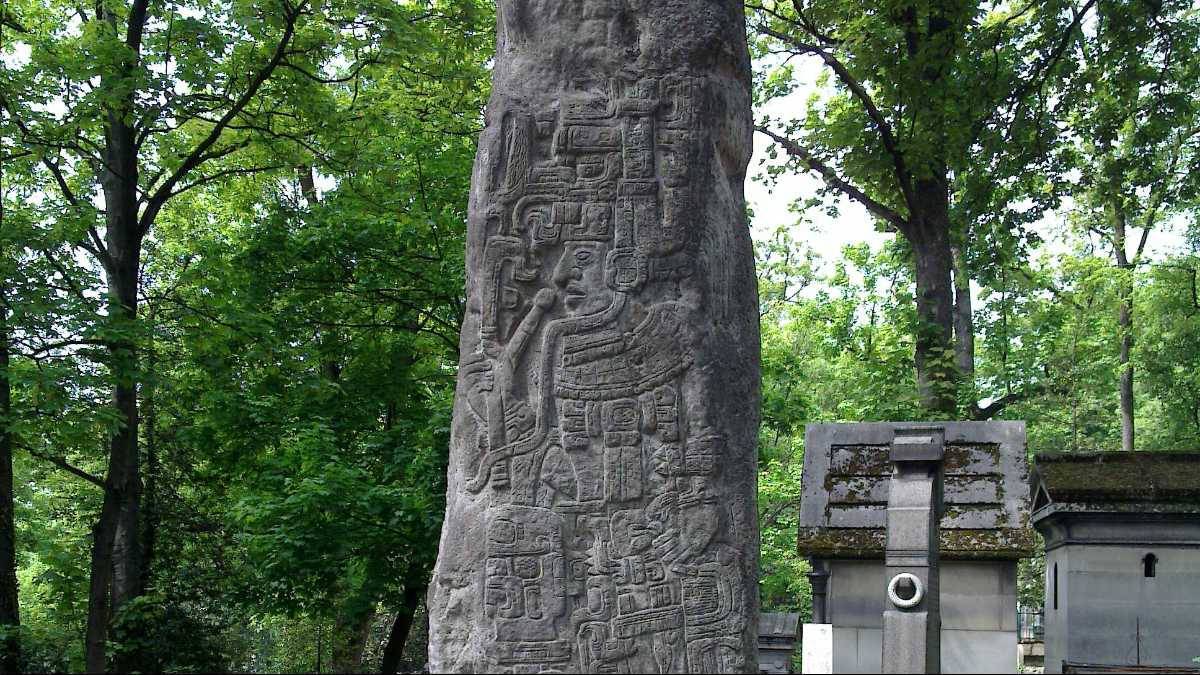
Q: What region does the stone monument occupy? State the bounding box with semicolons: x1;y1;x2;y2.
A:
1031;451;1200;673
881;427;943;674
427;1;759;672
798;422;1033;673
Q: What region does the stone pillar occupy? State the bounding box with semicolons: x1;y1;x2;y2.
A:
808;558;830;624
881;427;944;673
427;2;759;673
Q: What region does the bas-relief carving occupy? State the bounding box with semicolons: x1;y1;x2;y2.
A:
433;0;755;670
453;75;750;674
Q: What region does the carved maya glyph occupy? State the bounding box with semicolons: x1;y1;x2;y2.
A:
427;0;761;672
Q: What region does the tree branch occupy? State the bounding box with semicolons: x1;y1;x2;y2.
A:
167;163;287;201
18;338;110;356
977;0;1099;143
0;6;28;32
0;94;114;267
971;385;1046;420
789;0;841;46
757;126;908;230
756;24;916;212
22;445;105;488
139;0;305;236
37;248;93;303
0;95;83;209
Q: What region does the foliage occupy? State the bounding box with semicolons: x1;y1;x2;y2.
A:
3;0;490;668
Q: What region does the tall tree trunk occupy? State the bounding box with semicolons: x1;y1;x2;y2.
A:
1110;201;1136;452
299;165;319;204
0;278;20;674
379;581;424;674
85;491;118;671
140;324;158;597
1117;297;1134;451
86;85;145;674
315;623;323;674
908;178;958;414
951;244;975;382
331;603;376;674
330;578;379;674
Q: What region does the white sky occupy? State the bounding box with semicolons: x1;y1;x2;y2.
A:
747;86;884;265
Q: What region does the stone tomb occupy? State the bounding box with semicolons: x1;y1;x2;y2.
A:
758;612;800;674
798;422;1034;673
1031;451;1200;674
427;1;760;673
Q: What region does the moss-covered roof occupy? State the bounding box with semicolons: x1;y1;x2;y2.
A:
797;526;1037;560
798;422;1035;561
1033;451;1200;505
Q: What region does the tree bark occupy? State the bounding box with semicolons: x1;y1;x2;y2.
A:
1110;200;1136;452
0;277;21;674
140;325;158;597
85;493;118;672
299;165;319;204
907;178;958;414
379;581;424;674
84;232;143;675
331;599;377;674
86;51;145;672
951;244;975;382
1116;297;1134;451
316;623;323;674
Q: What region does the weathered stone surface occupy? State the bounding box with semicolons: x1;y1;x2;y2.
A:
427;1;759;672
881;428;943;674
798;422;1035;560
1031;452;1200;673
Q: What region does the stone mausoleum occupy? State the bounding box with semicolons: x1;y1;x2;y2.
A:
758;612;800;674
1031;451;1200;673
798;422;1034;673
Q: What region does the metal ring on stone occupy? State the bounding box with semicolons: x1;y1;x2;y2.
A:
887;572;924;609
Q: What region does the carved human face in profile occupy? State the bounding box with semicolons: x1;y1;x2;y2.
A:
552;242;612;315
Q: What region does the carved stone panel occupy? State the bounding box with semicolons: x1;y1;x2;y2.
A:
427;1;759;672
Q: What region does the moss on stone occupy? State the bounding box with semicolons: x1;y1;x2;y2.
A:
1035;451;1200;504
797;526;1035;561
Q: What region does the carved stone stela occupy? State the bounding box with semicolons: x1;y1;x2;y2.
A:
428;2;759;673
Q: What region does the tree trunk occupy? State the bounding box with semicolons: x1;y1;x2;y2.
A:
84;255;143;674
379;581;424;674
1117;297;1134;451
86;90;145;674
907;178;958;414
0;280;21;674
315;623;324;674
951;244;974;381
299;166;319;205
84;492;118;672
331;599;377;674
1109;198;1136;452
140;326;158;597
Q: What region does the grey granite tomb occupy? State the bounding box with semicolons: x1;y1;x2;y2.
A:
426;1;760;672
1031;451;1200;674
758;612;800;674
798;422;1034;674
